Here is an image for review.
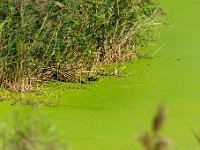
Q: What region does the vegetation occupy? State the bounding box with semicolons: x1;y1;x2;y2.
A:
1;0;200;150
0;109;67;150
138;105;200;150
0;0;160;91
138;105;171;150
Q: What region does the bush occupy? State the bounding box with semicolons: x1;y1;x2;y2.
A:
0;0;159;91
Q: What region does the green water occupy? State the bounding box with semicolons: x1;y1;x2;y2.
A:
1;0;200;149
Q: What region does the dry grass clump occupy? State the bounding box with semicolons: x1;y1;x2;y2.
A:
0;90;11;101
0;0;161;91
138;105;171;150
0;96;9;102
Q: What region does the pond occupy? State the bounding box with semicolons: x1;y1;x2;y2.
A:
1;0;200;149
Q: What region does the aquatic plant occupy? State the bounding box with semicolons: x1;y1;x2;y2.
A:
0;0;160;91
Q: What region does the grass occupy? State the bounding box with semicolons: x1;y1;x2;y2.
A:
0;0;160;92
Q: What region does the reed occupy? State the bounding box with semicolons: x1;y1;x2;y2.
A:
0;0;160;91
138;105;171;150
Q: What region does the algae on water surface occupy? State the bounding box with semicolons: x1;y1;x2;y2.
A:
1;0;200;150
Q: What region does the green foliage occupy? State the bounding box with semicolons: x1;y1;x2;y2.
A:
0;0;159;91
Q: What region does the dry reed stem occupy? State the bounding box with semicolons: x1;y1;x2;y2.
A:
138;105;171;150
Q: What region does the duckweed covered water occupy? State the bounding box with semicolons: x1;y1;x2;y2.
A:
1;0;200;149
